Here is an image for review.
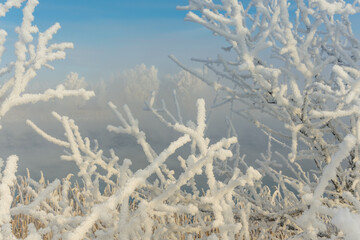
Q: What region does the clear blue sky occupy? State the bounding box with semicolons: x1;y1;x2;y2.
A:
2;1;360;84
3;0;224;84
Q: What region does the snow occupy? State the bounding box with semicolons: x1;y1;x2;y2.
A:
1;0;360;239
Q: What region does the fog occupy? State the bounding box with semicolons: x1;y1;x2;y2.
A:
0;64;276;183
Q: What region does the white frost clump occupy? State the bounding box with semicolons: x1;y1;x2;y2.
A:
64;72;87;90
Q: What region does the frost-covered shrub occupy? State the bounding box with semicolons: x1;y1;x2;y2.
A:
21;98;262;240
2;0;360;239
172;0;360;239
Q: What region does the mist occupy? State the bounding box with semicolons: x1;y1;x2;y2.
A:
0;64;273;183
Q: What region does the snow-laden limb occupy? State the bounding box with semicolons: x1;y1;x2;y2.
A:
0;0;25;17
107;101;170;186
171;0;360;238
27;111;121;201
175;0;360;166
296;134;356;239
331;208;360;240
5;0;360;238
19;97;265;239
0;1;95;128
0;155;18;239
313;135;356;203
63;134;191;240
0;84;94;116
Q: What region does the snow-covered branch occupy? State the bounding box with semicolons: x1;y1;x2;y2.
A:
0;0;94;128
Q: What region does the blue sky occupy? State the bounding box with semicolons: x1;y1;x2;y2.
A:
0;0;229;179
3;1;360;85
1;1;360;180
6;0;225;84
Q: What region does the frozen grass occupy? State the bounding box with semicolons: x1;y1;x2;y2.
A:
8;172;297;239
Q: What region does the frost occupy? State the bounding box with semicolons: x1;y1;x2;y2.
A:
2;0;360;239
63;72;87;90
0;0;94;129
